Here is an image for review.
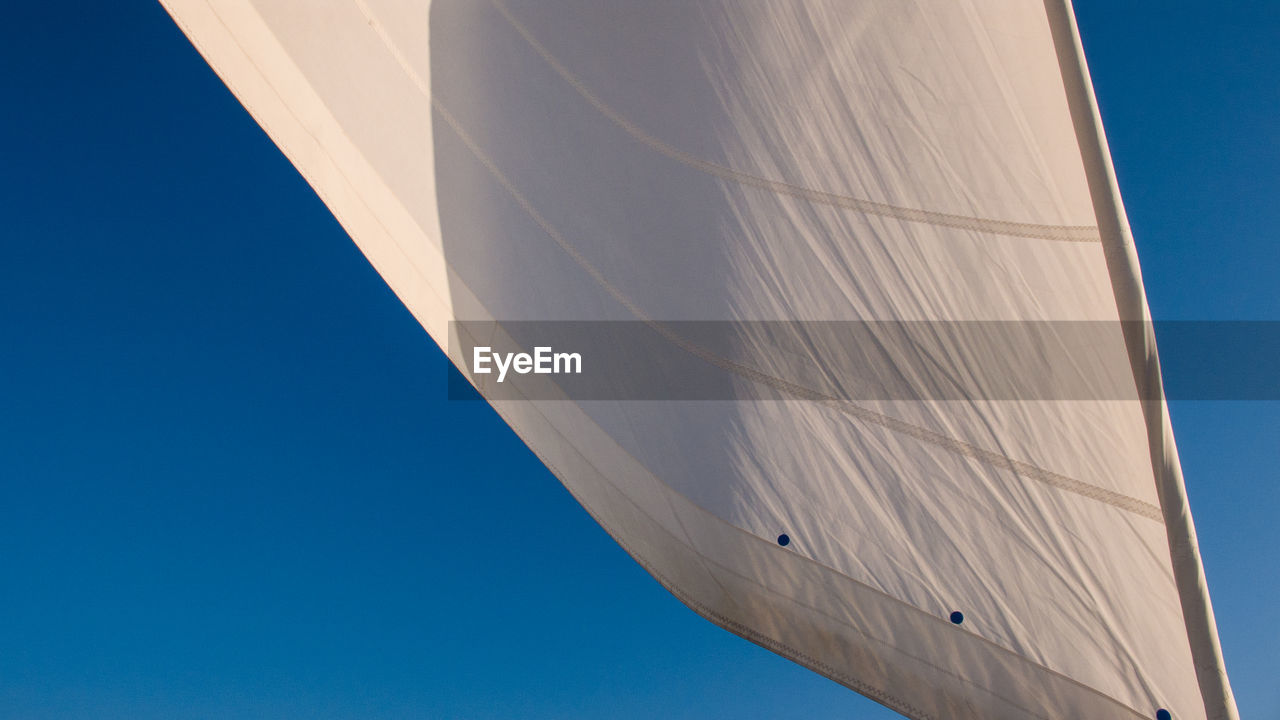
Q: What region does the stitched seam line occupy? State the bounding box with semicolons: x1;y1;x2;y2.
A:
490;0;1100;243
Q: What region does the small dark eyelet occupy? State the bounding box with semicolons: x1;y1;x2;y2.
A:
1156;709;1171;720
776;534;790;547
949;611;964;625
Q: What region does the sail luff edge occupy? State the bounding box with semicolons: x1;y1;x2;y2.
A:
1043;2;1239;718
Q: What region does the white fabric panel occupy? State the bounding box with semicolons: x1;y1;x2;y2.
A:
158;1;1235;718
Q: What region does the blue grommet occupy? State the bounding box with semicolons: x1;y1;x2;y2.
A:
777;534;790;547
949;611;964;625
1156;710;1171;720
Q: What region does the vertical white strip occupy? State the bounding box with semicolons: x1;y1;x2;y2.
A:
1043;2;1238;718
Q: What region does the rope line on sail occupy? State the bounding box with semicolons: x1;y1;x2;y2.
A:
490;0;1102;244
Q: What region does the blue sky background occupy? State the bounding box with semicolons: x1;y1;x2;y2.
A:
1;2;1275;719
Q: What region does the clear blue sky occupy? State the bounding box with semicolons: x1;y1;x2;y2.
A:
1;3;1275;719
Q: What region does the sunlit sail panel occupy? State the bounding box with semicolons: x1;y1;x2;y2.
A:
158;1;1236;718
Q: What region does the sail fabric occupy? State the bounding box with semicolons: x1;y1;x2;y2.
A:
158;1;1236;718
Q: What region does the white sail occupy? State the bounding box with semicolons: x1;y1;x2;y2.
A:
157;1;1237;718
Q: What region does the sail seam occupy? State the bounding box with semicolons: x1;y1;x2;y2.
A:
181;0;457;335
489;0;1101;244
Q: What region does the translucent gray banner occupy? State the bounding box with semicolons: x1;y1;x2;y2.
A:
446;321;1279;401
